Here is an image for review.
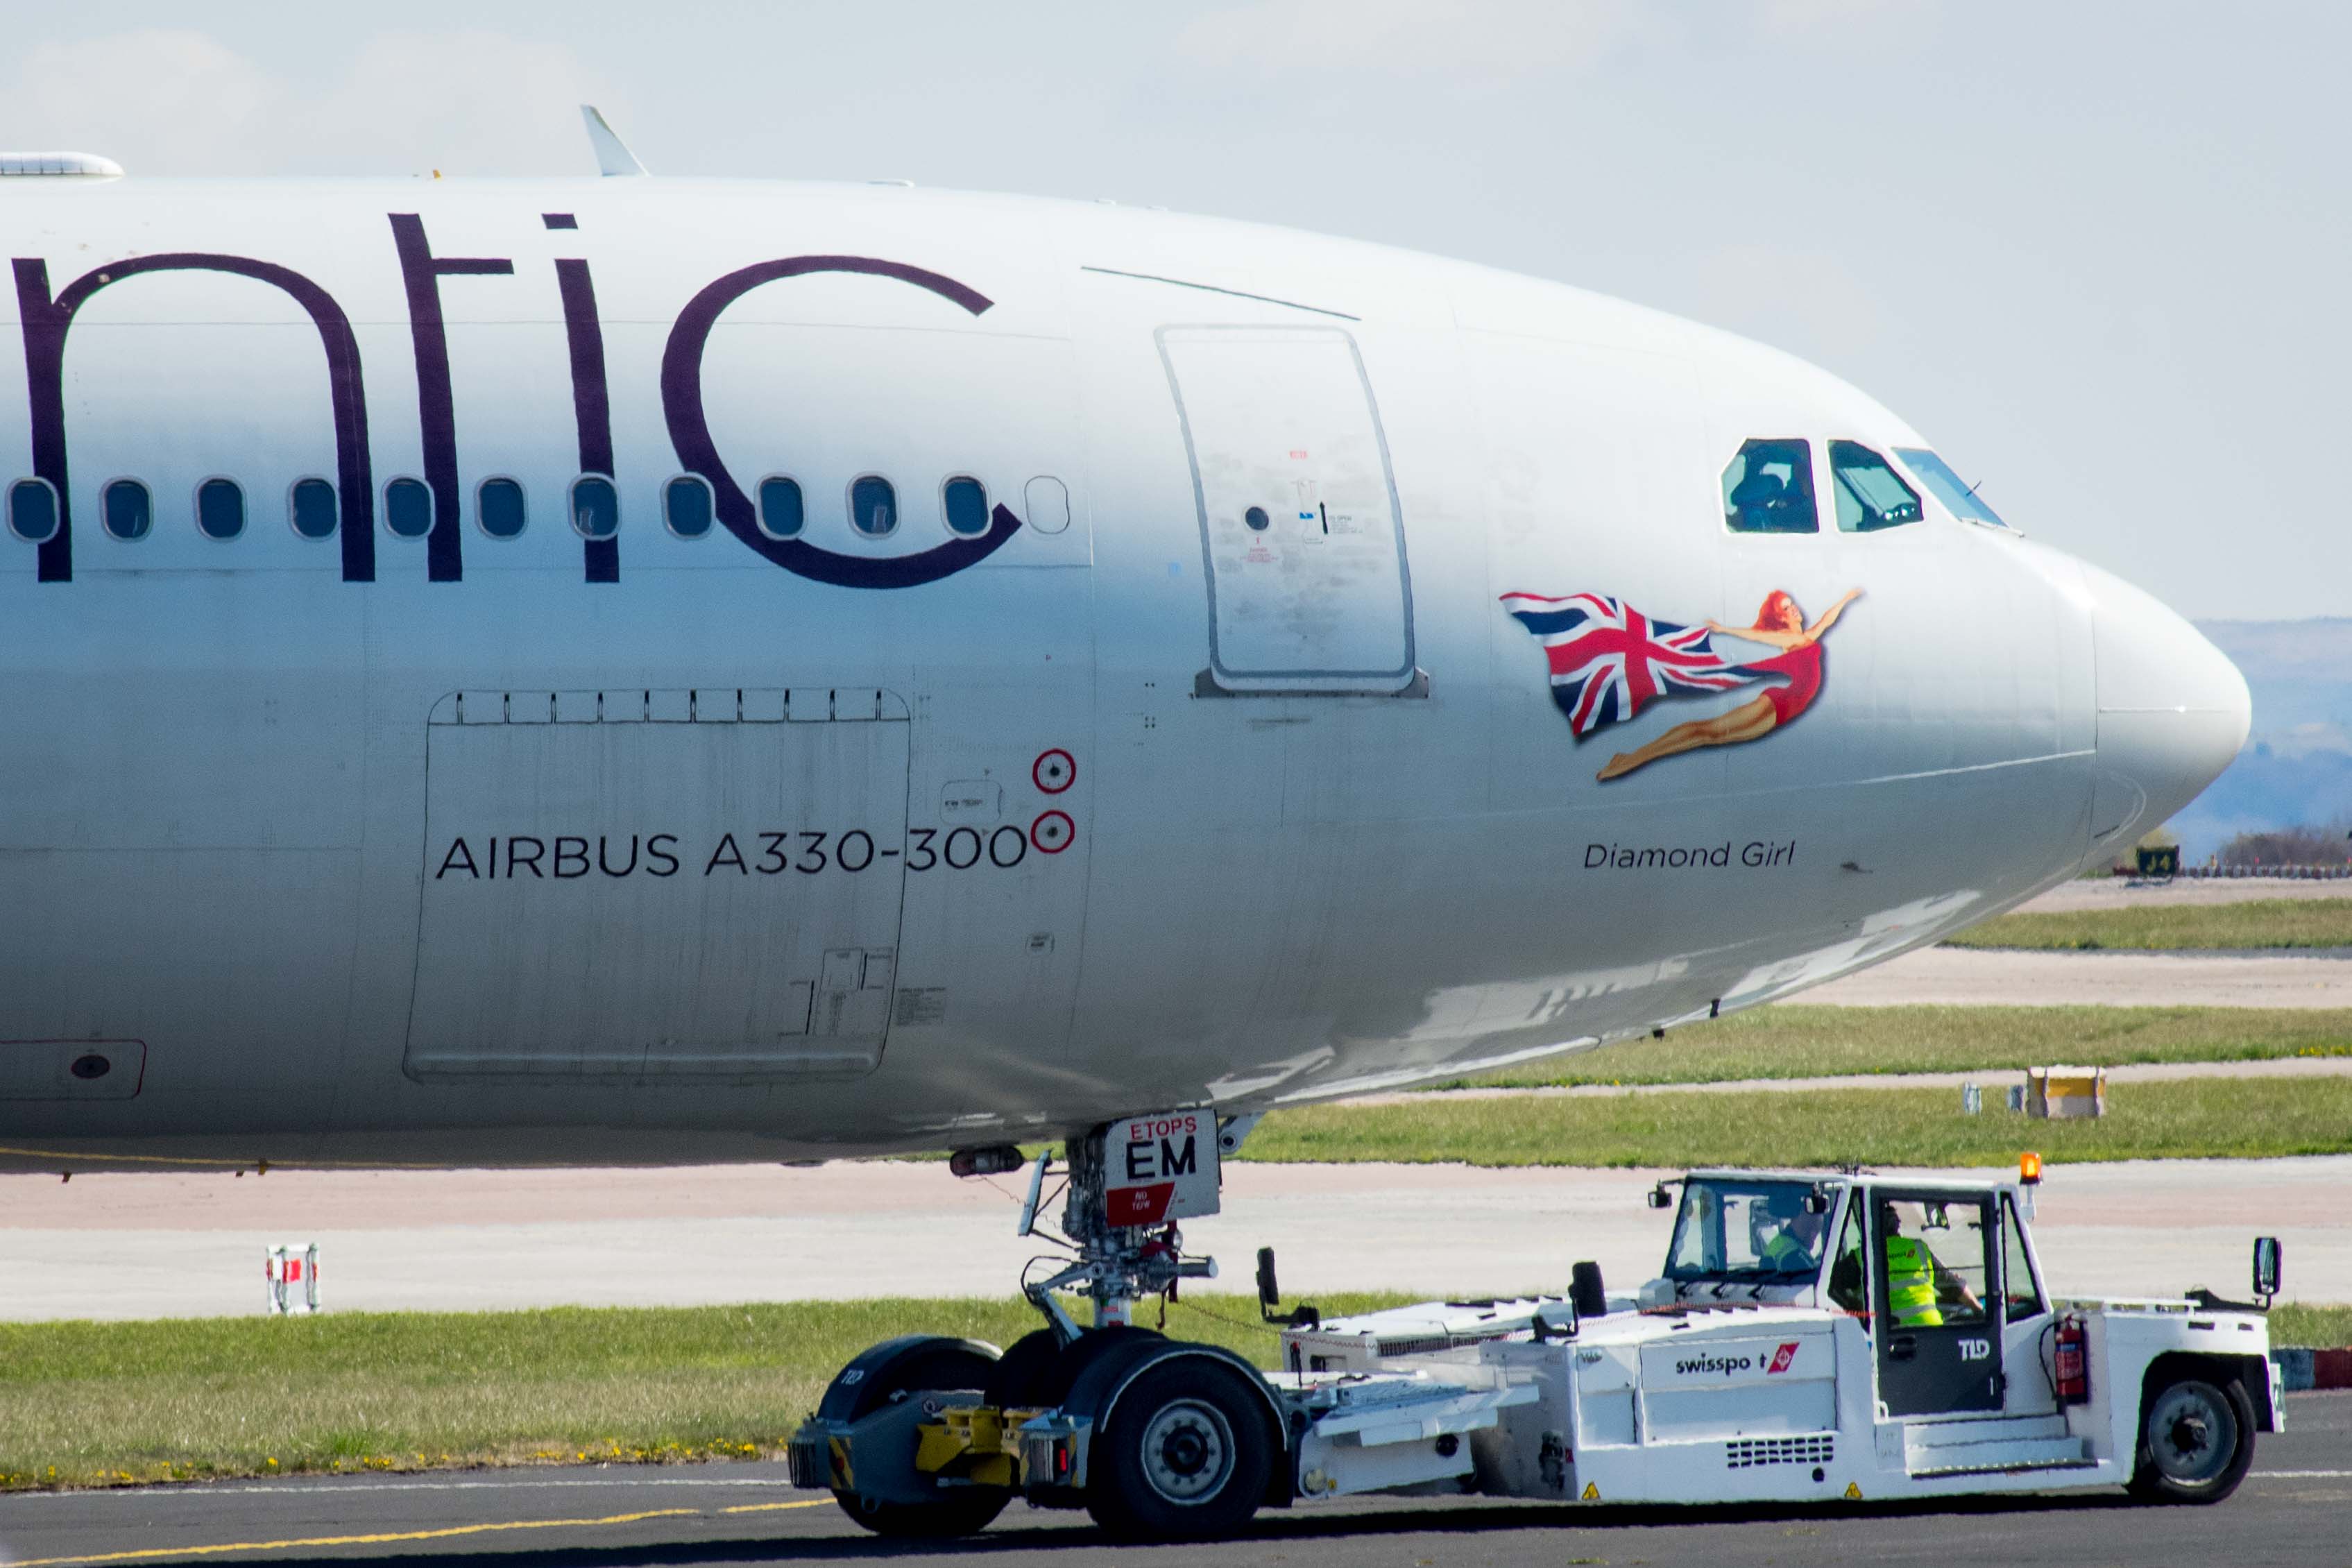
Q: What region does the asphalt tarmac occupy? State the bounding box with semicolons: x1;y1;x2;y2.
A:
3;1392;2345;1568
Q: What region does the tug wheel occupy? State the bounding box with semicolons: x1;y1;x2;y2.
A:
2128;1376;2255;1505
1086;1358;1272;1541
833;1344;1009;1538
986;1324;1159;1408
986;1329;1075;1407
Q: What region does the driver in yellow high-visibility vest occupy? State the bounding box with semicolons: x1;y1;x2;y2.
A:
1757;1194;1827;1275
1882;1209;1981;1328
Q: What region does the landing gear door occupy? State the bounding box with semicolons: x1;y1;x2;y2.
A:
405;688;910;1082
1158;325;1417;694
1872;1191;2003;1417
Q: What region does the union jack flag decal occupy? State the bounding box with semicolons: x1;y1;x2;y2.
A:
1499;592;1758;738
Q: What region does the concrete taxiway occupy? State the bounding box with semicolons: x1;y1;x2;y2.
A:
2016;876;2352;912
1;1393;2346;1568
1803;945;2352;1007
2;1154;2342;1319
1365;1053;2352;1101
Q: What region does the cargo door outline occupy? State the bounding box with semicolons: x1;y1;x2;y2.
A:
404;688;910;1082
1159;325;1418;694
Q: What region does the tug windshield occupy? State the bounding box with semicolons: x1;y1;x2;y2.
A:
1666;1178;1832;1284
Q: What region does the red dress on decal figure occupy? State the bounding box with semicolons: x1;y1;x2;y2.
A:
1595;587;1861;781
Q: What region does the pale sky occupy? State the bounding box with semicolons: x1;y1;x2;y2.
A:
10;1;2347;620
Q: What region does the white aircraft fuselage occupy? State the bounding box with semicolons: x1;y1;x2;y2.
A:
0;174;2246;1169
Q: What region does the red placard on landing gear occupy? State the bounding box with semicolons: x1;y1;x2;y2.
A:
1105;1111;1220;1227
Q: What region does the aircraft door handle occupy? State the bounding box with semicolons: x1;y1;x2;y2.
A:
1889;1335;1918;1361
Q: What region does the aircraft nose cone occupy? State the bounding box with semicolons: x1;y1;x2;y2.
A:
2081;561;2250;850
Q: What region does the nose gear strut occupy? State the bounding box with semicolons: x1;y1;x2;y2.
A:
1021;1122;1223;1340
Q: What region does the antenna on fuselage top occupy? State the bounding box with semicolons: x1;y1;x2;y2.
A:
579;105;648;177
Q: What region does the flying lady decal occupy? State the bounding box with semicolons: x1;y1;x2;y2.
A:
1501;588;1861;781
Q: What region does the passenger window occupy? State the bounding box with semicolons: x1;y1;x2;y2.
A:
196;478;246;540
103;479;152;540
758;475;804;539
477;477;527;539
663;475;714;538
942;476;989;538
384;477;433;539
1024;475;1072;535
2001;1196;2045;1322
1721;438;1818;534
849;475;896;538
1830;441;1923;531
289;478;336;540
8;478;60;543
1894;447;2009;529
570;475;620;540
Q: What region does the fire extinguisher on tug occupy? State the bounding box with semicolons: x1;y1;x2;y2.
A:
2053;1312;2090;1405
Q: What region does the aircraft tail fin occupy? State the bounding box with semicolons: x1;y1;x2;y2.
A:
579;105;648;178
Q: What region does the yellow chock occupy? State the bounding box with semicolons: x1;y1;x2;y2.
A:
1843;1482;1864;1500
1581;1482;1601;1501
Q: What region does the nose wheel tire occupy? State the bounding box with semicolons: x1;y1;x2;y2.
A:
831;1345;1010;1538
1087;1360;1273;1541
2129;1376;2255;1504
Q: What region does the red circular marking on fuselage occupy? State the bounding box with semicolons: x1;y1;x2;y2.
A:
1032;810;1075;853
1033;749;1076;794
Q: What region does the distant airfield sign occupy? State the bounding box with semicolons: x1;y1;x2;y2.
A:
266;1243;320;1315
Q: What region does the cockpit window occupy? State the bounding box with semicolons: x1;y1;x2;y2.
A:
1893;447;2009;529
1666;1178;1833;1283
1721;438;1817;534
1829;441;1923;532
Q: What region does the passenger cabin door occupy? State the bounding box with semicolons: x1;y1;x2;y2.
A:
1870;1191;2003;1417
1157;325;1417;694
404;688;909;1082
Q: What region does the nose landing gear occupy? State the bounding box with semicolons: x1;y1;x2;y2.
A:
793;1114;1285;1541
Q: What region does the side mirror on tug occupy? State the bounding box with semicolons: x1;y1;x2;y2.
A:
1646;1183;1673;1210
2253;1236;2282;1306
1257;1246;1320;1329
1804;1186;1832;1216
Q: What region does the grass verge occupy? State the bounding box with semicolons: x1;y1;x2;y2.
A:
7;1289;2343;1494
1244;1075;2352;1168
1943;898;2352;951
0;1293;1414;1492
2275;1304;2352;1350
1431;1005;2352;1091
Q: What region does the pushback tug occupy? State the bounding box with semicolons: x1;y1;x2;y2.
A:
790;1118;2283;1540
